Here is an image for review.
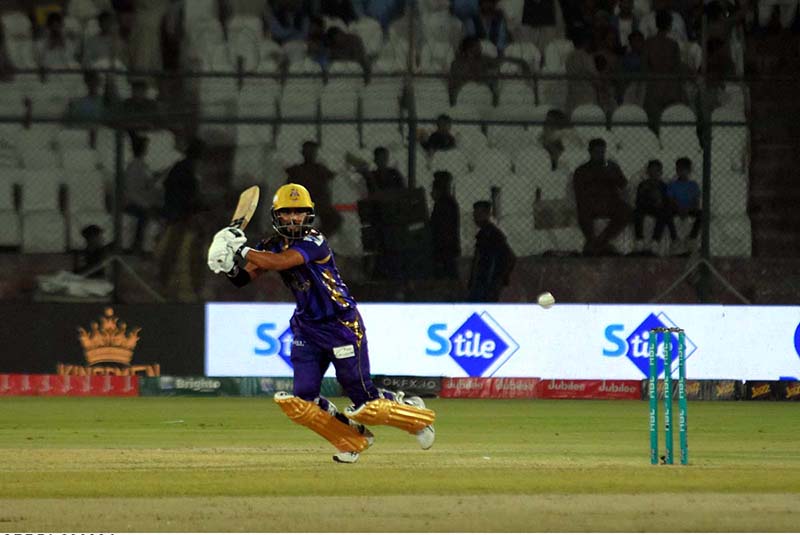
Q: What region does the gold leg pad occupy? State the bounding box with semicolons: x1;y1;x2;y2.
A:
275;394;370;453
345;398;435;434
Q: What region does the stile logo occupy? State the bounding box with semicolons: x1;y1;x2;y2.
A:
427;312;519;377
255;323;294;369
604;312;697;378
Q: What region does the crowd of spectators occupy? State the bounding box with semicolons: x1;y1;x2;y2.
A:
0;0;761;302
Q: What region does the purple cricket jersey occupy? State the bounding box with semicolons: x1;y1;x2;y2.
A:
257;229;358;323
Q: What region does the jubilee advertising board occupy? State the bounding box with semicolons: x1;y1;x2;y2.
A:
206;303;800;381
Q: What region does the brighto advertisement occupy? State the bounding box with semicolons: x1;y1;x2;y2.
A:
205;303;800;380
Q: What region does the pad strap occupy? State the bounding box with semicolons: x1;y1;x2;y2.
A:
345;398;435;434
275;393;370;453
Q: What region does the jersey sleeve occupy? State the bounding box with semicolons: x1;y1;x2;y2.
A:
290;232;330;263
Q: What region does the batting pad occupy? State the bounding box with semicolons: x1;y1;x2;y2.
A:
274;393;371;453
345;398;435;434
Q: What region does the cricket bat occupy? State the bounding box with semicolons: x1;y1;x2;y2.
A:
229;185;260;230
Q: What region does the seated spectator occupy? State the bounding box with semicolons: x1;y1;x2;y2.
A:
666;156;701;254
462;0;512;55
419;114;457;155
348;146;406;194
34;12;77;68
116;78;160;129
537;109;582;169
307;16;368;73
572;138;632;255
285;141;342;238
643;10;685;130
74;224;110;278
634;159;676;253
353;0;406;33
565;30;600;114
448;35;498;105
430;171;461;280
268;0;312;45
639;0;688;42
124;133;161;254
64;70;107;125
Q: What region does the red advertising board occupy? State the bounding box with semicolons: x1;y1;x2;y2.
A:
0;374;139;397
440;377;539;399
537;379;642;399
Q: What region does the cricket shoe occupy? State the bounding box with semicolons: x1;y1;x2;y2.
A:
402;395;435;450
332;426;374;464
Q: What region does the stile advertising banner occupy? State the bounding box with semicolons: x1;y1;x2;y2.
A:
206;303;800;381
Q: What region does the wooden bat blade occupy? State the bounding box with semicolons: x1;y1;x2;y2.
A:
229;185;260;230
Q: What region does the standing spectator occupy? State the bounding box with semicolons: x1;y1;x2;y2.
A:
430;171;461;280
467;200;516;302
642;10;684;130
618;30;645;104
285;141;342;238
572;138;632;255
419;114;456;155
633;159;676;253
463;0;512;54
564;30;599;114
593;25;620;116
80;11;119;67
613;0;639;52
0;21;16;81
666;156;701;254
124;134;161;254
348;146;406;194
34;12;76;68
156;137;206;301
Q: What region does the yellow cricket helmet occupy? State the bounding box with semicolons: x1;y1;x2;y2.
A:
271;183;316;238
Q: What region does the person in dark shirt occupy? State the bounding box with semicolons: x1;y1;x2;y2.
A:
634;159;676;252
467;200;516;302
74;224;110;278
285;141;341;238
666;156;702;253
205;183;436;464
572;138;632;255
156;137;206;300
430;171;460;279
420;114;456;155
353;146;405;194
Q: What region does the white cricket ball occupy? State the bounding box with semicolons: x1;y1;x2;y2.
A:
537;291;556;309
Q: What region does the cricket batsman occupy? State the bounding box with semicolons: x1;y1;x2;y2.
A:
206;183;436;463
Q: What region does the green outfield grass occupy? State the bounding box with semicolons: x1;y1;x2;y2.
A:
0;397;798;532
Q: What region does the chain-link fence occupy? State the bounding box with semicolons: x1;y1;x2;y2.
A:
0;0;787;305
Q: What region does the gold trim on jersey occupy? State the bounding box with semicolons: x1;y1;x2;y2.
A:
339;317;364;348
320;268;351;309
